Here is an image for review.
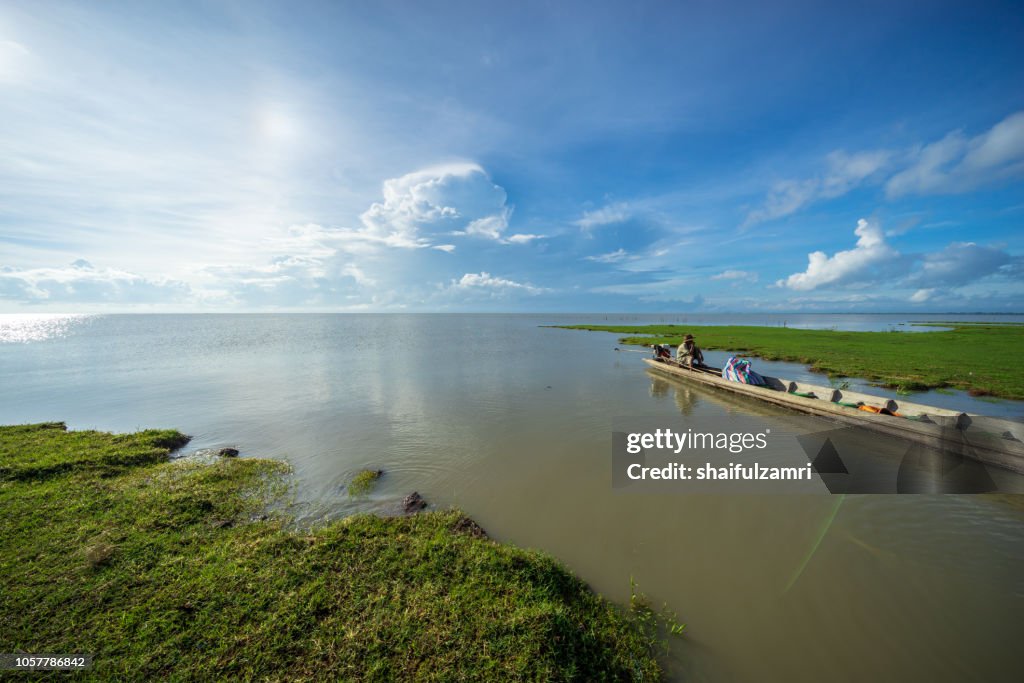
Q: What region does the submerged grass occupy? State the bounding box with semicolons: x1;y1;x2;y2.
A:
0;423;661;681
554;323;1024;400
348;468;383;496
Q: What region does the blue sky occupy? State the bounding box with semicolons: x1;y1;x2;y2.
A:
1;0;1022;312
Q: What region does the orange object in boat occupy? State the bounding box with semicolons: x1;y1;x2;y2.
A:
858;405;902;417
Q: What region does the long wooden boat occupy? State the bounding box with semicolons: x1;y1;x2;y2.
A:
643;358;1024;473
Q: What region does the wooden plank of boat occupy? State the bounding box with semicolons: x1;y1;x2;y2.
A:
642;357;1024;473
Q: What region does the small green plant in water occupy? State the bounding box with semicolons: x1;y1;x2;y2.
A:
348;469;382;496
629;576;686;654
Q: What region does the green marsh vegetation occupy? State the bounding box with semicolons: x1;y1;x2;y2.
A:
348;468;383;496
554;323;1024;399
0;423;662;681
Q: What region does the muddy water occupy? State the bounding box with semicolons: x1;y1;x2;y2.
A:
2;313;1022;681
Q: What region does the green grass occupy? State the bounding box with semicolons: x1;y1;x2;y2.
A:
553;323;1024;399
0;423;661;681
915;320;1024;326
348;468;383;496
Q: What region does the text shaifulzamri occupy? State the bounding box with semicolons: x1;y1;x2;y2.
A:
626;462;813;481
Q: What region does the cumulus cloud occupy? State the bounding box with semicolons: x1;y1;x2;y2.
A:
575;203;631;230
360;162;513;245
227;160;523;302
449;271;546;295
778;218;1022;299
194;161;531;307
887;111;1024;196
460;208;510;240
744;150;891;227
0;259;190;303
777;218;899;290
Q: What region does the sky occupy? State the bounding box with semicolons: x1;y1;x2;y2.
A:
1;0;1023;313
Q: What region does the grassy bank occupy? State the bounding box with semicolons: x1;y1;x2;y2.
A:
554;323;1024;399
0;423;660;681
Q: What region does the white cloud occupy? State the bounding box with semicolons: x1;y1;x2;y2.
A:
778;219;1022;296
885;131;967;197
711;269;759;282
257;162;518;261
450;271;546;294
360;162;512;244
964;112;1024;170
463;208;511;240
505;233;545;244
585;248;629;263
575;203;630;229
265;222;429;259
744;150;891;226
744;111;1024;224
203;253;373;307
340;264;374;287
910;241;1015;288
886;111;1024;196
0;260;190;303
778;218;899;290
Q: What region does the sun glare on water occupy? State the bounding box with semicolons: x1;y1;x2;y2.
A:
0;314;92;343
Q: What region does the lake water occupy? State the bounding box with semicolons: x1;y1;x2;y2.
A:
2;313;1023;682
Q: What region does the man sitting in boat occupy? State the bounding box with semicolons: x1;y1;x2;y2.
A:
677;334;704;368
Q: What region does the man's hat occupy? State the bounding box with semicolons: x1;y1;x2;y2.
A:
684;333;694;341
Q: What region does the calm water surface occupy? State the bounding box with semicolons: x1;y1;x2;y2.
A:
2;313;1023;682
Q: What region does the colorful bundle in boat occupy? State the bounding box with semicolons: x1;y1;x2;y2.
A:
722;356;766;386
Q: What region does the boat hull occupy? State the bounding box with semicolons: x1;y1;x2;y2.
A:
643;358;1024;474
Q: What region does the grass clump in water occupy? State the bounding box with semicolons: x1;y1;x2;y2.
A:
554;323;1024;400
348;468;382;496
630;577;687;651
0;423;662;681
